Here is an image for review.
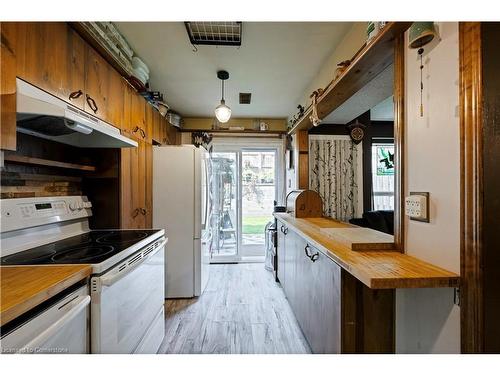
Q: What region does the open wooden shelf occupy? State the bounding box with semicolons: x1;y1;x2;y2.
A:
288;22;412;135
3;153;97;172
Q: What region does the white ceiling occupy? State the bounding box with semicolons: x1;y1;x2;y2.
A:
371;95;394;122
115;22;352;118
322;64;394;124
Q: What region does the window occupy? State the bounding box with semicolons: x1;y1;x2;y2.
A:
371;142;395;211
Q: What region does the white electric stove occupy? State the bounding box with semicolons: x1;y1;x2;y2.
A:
0;196;167;354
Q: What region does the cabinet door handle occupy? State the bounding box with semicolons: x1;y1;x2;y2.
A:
86;95;98;113
140;208;147;215
305;244;319;262
280;225;285;234
133;126;146;138
69;90;83;101
283;227;288;235
304;244;312;258
132;208;140;218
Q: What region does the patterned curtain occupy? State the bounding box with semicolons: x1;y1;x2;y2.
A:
309;136;361;221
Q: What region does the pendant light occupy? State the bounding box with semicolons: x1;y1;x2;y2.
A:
215;70;231;123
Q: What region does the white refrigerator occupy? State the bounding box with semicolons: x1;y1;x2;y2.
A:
153;145;212;298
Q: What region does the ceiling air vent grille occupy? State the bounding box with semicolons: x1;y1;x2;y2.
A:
185;22;242;46
239;93;252;104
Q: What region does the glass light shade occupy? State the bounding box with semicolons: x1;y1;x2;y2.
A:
215;100;232;123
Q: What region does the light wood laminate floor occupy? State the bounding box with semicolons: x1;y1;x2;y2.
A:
158;263;311;354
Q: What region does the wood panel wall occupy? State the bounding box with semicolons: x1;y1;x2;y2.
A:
1;169;82;199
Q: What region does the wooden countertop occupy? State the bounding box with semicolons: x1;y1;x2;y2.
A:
274;213;460;289
0;265;92;326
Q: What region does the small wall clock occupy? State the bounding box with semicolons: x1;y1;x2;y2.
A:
347;120;366;144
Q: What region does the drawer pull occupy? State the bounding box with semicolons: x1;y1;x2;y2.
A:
140;207;147;215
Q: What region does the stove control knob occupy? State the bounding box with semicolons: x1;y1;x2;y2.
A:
77;202;84;210
69;202;78;211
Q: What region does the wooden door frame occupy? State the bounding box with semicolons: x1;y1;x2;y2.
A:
459;22;483;353
393;33;406;251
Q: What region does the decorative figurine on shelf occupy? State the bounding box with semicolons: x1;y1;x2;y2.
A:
309;88;324;127
192;131;213;152
333;60;351;81
346;119;366;144
297;105;305;118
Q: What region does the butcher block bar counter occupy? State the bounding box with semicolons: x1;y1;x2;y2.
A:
274;212;459;289
273;190;459;353
0;265;92;326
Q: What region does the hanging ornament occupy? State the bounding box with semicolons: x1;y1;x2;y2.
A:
408;22;438;117
418;47;424;117
309;88;324;127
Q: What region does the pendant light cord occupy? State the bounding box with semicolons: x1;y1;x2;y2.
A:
221;79;225;102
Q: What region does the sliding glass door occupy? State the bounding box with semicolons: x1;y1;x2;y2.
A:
210;140;283;263
241;150;276;259
210;151;238;261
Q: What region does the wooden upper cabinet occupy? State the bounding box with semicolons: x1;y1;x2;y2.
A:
84;46;110;122
122;82;134;137
151;109;161;144
1;22;18;151
166;119;178;145
16;22;86;109
129;90;146;142
143;103;154;144
106;67;125;130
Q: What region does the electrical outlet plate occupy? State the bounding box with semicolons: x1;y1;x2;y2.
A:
405;192;430;223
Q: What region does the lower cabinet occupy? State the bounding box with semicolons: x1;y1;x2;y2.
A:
289;229;341;353
120;140;152;229
276;219;395;354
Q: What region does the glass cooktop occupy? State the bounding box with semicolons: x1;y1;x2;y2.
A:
1;230;161;265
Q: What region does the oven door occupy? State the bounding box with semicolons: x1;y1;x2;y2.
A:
91;238;166;354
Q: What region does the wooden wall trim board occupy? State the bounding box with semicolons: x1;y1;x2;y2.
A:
459;22;483;354
393;33;405;252
480;22;500;354
459;21;483;354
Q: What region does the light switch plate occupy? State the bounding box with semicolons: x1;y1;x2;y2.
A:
405;192;430;222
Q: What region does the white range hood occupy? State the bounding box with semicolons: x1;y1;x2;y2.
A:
16;78;137;148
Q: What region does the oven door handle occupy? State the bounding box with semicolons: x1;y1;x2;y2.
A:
100;238;167;287
20;295;90;352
